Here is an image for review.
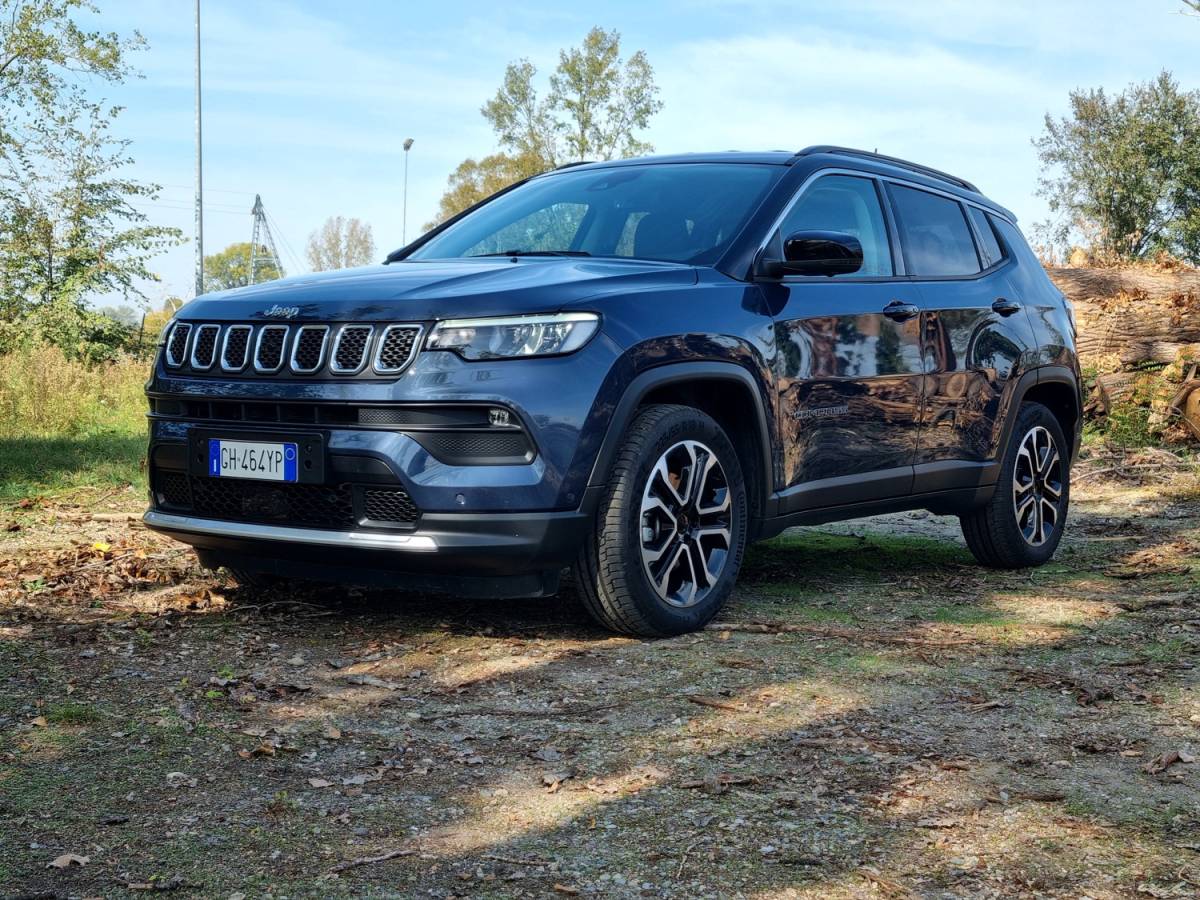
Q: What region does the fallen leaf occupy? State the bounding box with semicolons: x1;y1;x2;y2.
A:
30;715;47;727
47;852;89;868
92;541;112;553
307;777;333;788
553;885;580;895
1143;750;1193;774
917;816;960;829
323;725;342;740
344;673;401;690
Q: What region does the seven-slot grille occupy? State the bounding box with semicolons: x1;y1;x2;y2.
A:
163;321;424;378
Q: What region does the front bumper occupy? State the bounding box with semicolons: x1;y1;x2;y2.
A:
143;505;594;596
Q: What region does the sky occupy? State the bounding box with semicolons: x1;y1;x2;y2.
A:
84;0;1200;306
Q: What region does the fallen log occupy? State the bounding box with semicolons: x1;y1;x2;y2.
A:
1045;267;1200;367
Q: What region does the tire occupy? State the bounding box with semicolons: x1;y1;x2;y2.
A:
574;404;749;636
960;401;1071;568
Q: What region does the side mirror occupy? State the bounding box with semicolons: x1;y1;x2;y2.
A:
759;230;863;278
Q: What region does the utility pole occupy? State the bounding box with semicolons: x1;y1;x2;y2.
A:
402;137;414;245
193;0;204;297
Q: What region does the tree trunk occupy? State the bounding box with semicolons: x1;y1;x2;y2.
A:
1045;268;1200;366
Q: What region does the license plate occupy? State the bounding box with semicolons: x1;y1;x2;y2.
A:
207;439;298;482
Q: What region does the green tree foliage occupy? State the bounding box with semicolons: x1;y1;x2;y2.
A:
305;216;376;271
0;1;181;360
1035;71;1200;263
432;27;661;224
202;242;282;293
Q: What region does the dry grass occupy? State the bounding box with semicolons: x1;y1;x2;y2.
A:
0;343;146;439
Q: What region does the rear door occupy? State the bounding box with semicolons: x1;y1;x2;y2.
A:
886;183;1036;491
766;173;925;512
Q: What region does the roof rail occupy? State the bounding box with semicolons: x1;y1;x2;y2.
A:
554;160;594;171
795;145;979;193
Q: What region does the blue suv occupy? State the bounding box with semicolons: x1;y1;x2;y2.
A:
145;146;1082;635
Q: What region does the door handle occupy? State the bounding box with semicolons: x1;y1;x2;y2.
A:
882;300;919;322
992;297;1022;316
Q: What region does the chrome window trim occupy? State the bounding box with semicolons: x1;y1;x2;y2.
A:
220;324;253;372
164;322;192;368
373;324;424;375
330;324;375;375
755;166;1019;284
289;324;330;374
253;324;290;374
188;323;221;371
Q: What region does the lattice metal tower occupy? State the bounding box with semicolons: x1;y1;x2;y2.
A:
249;194;285;283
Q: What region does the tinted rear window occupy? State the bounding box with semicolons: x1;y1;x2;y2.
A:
890;185;980;277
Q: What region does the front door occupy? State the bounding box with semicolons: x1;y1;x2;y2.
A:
764;174;925;513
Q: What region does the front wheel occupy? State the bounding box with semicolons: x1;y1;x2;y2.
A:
574;404;748;636
960;401;1071;568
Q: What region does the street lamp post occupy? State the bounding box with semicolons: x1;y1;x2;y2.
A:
402;137;414;245
194;0;204;296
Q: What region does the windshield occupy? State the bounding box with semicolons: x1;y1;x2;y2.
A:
408;163;781;265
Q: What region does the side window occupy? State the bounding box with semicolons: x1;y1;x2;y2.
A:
778;175;893;277
890;185;980;277
967;206;1005;268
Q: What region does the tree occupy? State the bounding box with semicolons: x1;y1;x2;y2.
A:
0;1;181;358
432;27;662;222
305;216;376;271
202;242;282;293
1034;71;1200;263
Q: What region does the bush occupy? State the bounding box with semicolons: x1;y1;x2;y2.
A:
0;342;146;438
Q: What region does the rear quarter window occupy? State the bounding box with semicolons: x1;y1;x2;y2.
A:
967;206;1005;268
890;185;981;277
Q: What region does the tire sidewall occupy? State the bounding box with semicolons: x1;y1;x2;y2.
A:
995;403;1071;565
614;408;748;635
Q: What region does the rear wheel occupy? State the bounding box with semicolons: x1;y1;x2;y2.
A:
960;402;1070;568
575;404;748;636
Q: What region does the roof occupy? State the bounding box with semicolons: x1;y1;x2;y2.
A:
550;148;1015;221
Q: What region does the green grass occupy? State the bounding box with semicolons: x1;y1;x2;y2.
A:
45;701;104;725
0;431;145;501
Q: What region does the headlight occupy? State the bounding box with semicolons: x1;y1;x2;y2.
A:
426;312;599;360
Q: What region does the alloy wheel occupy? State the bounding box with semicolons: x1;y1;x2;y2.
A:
1012;425;1063;547
638;440;732;607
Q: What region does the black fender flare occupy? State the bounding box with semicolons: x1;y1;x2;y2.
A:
998;364;1082;465
584;361;775;508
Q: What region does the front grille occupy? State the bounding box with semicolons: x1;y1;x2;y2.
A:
333;325;372;373
374;325;421;373
166;323;192;367
363;488;421;524
190;324;220;370
222;325;252;371
161;321;424;379
255;325;289;372
290;325;328;374
191;477;356;527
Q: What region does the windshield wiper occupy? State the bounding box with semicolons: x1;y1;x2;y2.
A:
471;249;592;258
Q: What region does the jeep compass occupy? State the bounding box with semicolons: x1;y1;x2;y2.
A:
144;146;1082;636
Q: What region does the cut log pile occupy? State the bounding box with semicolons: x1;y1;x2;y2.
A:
1045;266;1200;442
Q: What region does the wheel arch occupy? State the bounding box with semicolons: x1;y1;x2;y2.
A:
1016;366;1083;462
585;362;775;532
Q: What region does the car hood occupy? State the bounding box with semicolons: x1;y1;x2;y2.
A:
177;258;699;323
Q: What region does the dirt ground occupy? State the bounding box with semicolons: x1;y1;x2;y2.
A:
1;461;1198;899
